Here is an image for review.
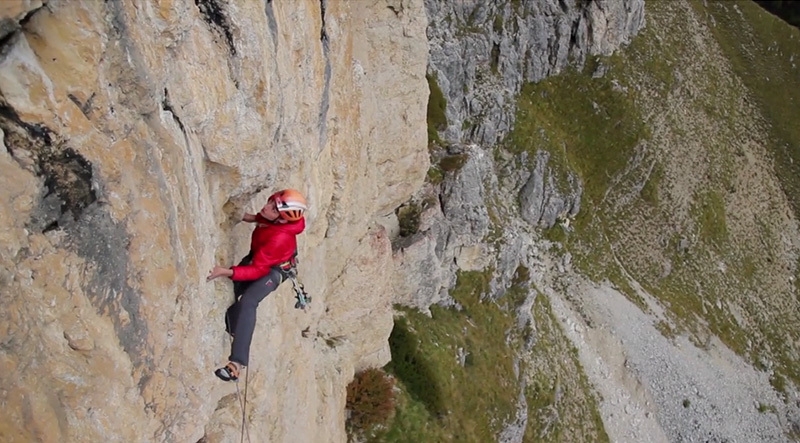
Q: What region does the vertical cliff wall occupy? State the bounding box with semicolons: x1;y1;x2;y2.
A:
0;0;428;441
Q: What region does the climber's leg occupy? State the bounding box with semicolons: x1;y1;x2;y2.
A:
227;267;283;367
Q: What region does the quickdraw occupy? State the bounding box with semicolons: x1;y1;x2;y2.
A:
281;257;311;311
290;276;311;310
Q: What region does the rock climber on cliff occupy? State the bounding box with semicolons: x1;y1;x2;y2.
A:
206;189;308;382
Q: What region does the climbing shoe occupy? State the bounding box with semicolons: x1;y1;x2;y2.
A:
215;362;240;382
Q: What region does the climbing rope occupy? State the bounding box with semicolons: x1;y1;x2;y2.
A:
234;367;251;443
227;332;251;443
224;261;309;443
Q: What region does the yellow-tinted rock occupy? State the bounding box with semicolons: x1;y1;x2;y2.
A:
0;0;428;441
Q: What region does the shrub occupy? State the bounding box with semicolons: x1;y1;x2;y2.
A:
346;368;396;435
396;203;422;237
438;154;468;172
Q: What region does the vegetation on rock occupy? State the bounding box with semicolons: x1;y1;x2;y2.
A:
511;0;800;399
345;368;396;440
393;0;800;440
382;270;607;442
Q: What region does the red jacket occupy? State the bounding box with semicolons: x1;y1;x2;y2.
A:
230;215;305;281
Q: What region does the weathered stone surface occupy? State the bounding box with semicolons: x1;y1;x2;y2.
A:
0;0;428;441
392;184;456;311
426;0;645;146
389;0;642;313
440;145;493;240
0;0;43;40
518;150;582;228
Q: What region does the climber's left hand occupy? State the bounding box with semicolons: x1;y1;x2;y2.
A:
207;265;233;281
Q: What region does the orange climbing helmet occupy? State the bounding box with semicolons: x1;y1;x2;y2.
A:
269;189;307;222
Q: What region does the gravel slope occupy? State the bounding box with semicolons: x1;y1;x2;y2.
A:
543;270;789;442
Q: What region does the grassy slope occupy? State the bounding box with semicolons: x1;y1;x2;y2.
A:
379;271;606;442
522;290;609;443
380;271;519;443
702;0;800;282
508;0;800;399
695;0;800;394
381;0;800;441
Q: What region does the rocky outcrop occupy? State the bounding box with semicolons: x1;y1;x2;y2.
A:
0;0;428;441
518;150;582;228
0;1;42;39
392;0;643;311
426;0;645;146
392;145;498;310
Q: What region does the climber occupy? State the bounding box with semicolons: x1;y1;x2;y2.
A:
206;189;308;382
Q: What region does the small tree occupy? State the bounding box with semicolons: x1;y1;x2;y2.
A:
345;368;396;437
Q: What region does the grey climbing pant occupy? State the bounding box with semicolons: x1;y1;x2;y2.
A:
227;266;284;366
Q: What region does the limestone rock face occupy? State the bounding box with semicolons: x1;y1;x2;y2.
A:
392;183;460;311
0;0;428;441
426;0;645;145
0;0;42;39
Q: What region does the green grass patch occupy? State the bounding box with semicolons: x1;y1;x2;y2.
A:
382;270;520;442
640;163;664;207
426;72;449;184
506;66;649;205
426;166;445;185
555;210;650;312
374;387;449;443
642;255;751;357
691;190;729;249
757;402;777;414
385;316;447;417
655;320;678;341
396;202;422;238
427;72;448;148
439;154;469;172
382;271;609;442
757;323;800;395
503;265;531;310
493;14;504;33
694;0;800;220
